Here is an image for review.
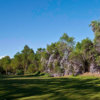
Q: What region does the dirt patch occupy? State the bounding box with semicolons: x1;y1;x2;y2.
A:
80;72;100;77
63;75;70;77
62;72;100;77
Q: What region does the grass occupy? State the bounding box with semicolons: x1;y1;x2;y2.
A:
0;75;100;100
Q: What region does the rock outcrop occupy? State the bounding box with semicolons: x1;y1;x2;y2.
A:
41;46;100;77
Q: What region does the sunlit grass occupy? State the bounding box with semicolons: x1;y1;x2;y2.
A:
0;75;100;100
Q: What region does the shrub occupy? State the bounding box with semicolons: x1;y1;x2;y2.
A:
16;69;24;75
39;72;45;76
35;71;41;76
44;73;50;77
0;66;4;74
54;66;62;73
48;63;53;71
26;64;36;74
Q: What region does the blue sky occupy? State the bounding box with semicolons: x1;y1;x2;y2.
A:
0;0;100;58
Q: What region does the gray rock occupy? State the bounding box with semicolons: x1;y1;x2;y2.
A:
90;61;100;73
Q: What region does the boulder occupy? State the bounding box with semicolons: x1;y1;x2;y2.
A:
48;54;55;64
90;61;100;73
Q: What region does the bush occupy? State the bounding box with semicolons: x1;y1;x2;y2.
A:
0;66;4;74
16;69;24;75
70;74;79;77
35;71;41;76
44;73;50;77
54;66;62;73
26;64;35;74
39;72;45;76
48;63;53;71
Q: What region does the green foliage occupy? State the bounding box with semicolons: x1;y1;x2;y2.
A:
12;52;23;71
54;60;59;67
81;38;93;52
60;33;75;47
54;66;62;73
42;51;50;60
39;72;45;76
36;48;46;54
0;56;11;74
55;42;66;57
26;64;35;74
35;53;41;61
47;43;56;54
48;63;53;70
34;71;41;76
1;19;100;76
95;32;100;40
69;51;83;62
36;48;46;61
60;33;69;42
96;56;100;66
43;73;50;77
89;20;100;32
76;42;81;50
16;69;24;75
75;38;98;62
0;66;4;73
94;32;100;44
39;62;45;72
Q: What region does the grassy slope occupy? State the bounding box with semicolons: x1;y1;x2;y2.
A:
0;75;100;100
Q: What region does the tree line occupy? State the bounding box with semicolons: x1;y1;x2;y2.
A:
0;20;100;76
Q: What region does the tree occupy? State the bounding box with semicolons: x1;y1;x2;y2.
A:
89;20;100;53
21;45;31;74
11;52;23;73
35;48;46;61
0;56;11;74
60;33;75;59
75;42;81;51
89;20;100;34
60;33;75;47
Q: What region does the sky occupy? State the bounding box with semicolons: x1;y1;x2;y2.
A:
0;0;100;58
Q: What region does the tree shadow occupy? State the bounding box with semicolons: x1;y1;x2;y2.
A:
0;72;45;79
0;76;100;100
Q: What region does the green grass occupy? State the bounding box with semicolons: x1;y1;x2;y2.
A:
0;75;100;100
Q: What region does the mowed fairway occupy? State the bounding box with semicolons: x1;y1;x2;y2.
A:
1;75;100;100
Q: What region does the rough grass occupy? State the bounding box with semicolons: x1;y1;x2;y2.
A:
0;75;100;100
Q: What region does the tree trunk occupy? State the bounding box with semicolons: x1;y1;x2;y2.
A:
24;65;27;75
6;69;7;75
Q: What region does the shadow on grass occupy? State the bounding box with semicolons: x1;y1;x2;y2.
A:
0;75;100;100
0;72;45;79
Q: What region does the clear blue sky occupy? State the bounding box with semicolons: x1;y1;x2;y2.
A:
0;0;100;58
